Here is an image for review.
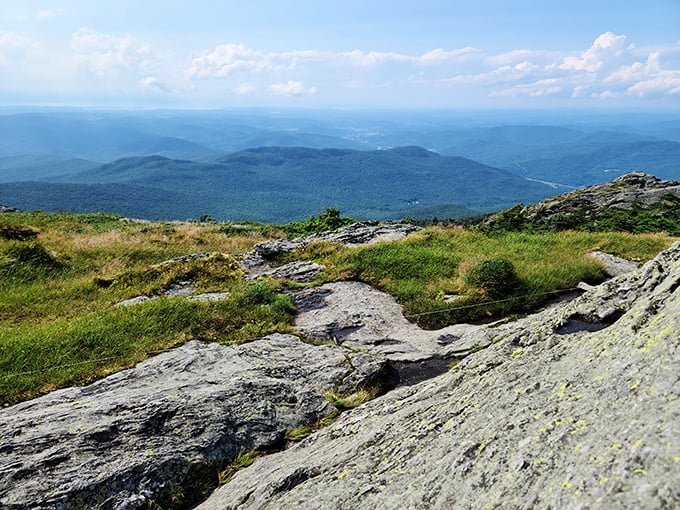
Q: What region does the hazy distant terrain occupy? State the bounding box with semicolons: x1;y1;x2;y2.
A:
1;109;679;221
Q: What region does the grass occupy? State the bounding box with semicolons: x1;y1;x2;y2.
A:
325;388;378;410
294;227;676;328
0;211;676;406
218;450;262;485
0;211;292;406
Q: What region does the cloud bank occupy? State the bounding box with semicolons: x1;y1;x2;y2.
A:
2;29;679;106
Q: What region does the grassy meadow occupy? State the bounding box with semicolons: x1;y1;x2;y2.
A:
0;211;676;406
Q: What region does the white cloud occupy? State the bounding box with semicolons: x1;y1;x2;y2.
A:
417;47;482;65
72;28;152;76
37;8;65;19
558;32;628;72
187;43;265;78
139;76;172;93
491;78;563;98
268;80;316;97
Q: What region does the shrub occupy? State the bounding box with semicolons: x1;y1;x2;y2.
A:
284;207;355;238
463;258;522;299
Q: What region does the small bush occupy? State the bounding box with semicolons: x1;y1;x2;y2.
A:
463;258;522;299
284;207;355;238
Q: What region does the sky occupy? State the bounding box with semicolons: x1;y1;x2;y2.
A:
1;0;679;110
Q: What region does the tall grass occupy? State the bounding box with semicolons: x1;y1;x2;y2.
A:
0;212;291;406
298;227;675;328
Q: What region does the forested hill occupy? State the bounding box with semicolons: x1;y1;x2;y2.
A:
1;146;560;222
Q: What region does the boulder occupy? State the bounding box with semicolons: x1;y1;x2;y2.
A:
199;242;680;510
0;334;388;509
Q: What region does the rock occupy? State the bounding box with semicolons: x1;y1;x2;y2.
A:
293;281;493;362
481;172;680;231
163;279;196;297
254;222;421;258
589;251;638;277
188;292;231;302
254;261;325;284
0;205;21;212
154;252;211;267
0;334;388;509
199;242;680;510
115;295;158;307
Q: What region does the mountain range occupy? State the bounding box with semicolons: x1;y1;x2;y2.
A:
0;147;559;222
1;109;679;221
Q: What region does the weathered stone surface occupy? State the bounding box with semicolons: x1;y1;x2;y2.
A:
481;172;680;231
199;242;680;510
589;251;638;277
188;292;231;302
153;252;211;267
255;261;325;283
0;334;388;509
531;172;680;216
293;281;493;362
254;222;421;258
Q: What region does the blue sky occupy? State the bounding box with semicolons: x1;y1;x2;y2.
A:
1;0;679;109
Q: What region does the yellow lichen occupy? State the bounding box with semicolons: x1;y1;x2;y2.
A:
556;383;568;398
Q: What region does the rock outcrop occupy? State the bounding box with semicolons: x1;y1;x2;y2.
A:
480;172;680;232
254;222;421;258
199;241;680;510
0;205;21;213
0;334;388;509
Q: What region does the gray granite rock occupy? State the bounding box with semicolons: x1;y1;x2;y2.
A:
0;334;388;509
199;242;680;510
255;261;325;284
254;222;421;258
293;281;493;362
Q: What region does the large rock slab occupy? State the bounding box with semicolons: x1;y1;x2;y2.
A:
199;242;680;510
0;334;387;509
293;281;494;362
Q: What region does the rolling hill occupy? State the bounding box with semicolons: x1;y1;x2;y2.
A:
1;147;559;222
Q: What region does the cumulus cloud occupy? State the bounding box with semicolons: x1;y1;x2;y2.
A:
187;44;329;78
558;32;628;72
268;80;316;97
72;28;152;76
180;33;680;103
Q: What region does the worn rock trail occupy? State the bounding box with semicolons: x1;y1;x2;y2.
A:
199;241;680;510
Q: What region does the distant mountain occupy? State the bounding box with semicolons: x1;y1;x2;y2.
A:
0;158;99;182
435;126;680;186
0;182;199;219
6;146;558;222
